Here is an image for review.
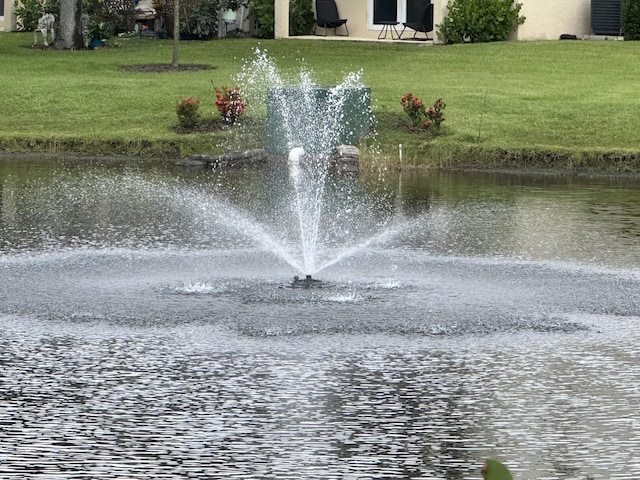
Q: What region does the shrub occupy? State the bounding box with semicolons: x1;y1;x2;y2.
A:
99;0;136;34
152;0;245;38
151;0;175;35
248;0;274;38
424;98;446;132
400;93;425;127
87;19;114;41
400;93;446;133
247;0;312;37
624;0;640;40
438;0;525;44
214;86;245;125
289;0;315;35
181;0;218;39
14;0;58;31
175;97;201;128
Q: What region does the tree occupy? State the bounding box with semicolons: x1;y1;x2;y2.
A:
172;0;180;66
57;0;84;48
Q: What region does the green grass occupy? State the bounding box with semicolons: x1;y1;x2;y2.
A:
2;32;640;170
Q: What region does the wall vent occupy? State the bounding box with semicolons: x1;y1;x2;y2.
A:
591;0;623;36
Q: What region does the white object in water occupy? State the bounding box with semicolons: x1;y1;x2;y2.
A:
288;147;305;180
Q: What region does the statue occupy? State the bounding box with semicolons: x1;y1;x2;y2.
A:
33;13;56;47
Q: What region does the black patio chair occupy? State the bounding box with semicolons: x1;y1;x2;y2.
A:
400;2;434;40
313;0;349;36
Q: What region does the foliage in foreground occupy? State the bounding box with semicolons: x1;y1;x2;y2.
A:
482;459;513;480
438;0;525;43
480;458;595;480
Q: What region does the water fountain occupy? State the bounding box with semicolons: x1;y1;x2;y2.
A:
234;50;391;283
1;51;640;479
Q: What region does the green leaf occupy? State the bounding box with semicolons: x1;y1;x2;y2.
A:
481;459;513;480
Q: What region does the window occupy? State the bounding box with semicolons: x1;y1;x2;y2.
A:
368;0;430;29
406;0;431;24
368;0;406;29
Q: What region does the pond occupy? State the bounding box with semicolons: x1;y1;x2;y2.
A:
1;158;639;479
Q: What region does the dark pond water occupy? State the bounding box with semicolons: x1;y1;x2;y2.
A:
1;158;639;479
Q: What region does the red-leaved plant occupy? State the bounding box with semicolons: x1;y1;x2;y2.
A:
400;93;446;133
400;92;424;127
424;98;446;132
175;97;200;128
214;85;245;125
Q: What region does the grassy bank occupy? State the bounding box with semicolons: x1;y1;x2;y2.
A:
2;32;640;171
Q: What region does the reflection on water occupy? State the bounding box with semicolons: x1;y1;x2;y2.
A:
393;171;640;269
1;318;638;479
1;158;639;479
2;161;639;269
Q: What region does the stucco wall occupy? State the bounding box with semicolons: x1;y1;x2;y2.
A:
516;0;591;40
300;0;591;42
1;0;17;31
308;0;444;40
338;0;367;36
4;0;590;40
433;0;591;42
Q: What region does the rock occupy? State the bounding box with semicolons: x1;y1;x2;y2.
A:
178;149;267;168
333;145;359;173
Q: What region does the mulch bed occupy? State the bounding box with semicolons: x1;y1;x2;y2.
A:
123;64;215;73
172;119;229;134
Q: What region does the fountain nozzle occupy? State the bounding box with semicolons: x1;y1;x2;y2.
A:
291;274;324;288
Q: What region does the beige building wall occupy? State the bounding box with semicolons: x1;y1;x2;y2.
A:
515;0;591;40
301;0;445;41
3;0;590;39
1;0;17;32
281;0;591;42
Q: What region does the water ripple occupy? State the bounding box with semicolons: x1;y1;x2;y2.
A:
1;315;638;479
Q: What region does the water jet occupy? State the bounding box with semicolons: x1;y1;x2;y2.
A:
233;50;384;278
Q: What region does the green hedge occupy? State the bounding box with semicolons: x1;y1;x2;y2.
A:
438;0;525;43
624;0;640;40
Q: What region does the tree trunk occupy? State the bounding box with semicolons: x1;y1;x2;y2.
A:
57;0;83;49
172;0;180;67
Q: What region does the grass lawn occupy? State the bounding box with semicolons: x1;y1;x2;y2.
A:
1;32;640;170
